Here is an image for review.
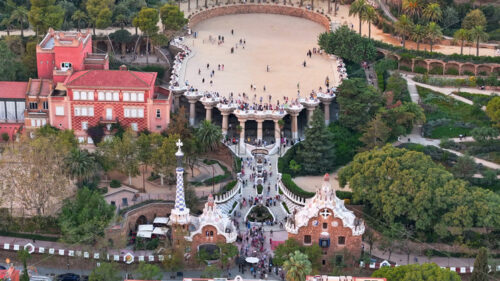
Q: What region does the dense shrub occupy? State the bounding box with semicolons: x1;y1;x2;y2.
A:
414;66;428;74
281;173;314;198
463;70;475;76
429;66;443;75
399;65;411;72
257;184;263;195
445;68;460;75
217;180;237;195
110;179;121;188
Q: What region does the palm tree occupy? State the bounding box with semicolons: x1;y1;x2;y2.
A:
72;10;87;32
65;148;97;184
283;251;312;281
426;22;442;52
453;28;469;55
196;120;222;152
1;18;13;36
363;6;377;39
10;6;28;38
422;3;442;22
349;0;369;35
469;25;488;56
411;24;427;51
334;0;339;16
395;15;414;48
403;0;421;20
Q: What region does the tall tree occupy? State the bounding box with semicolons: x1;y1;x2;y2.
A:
426;22;442;52
349;0;369;35
362;6;377;40
0;134;72;216
394;15;414;49
96;8;112;29
99;129;139;185
359;114;391;149
402;0;422;20
336;78;383;131
471;247;489;281
422;3;442;22
296;109;335;175
59;187;115;243
410;24;427;51
283;251;312;281
151;134;177;186
64;148;97;185
136;133;153;192
452;154;476;180
195;120;222;153
89;262;121;281
453;28;469;55
469;25;488;57
86;0;114;35
71;10;87;32
28;0;64;36
162;247;184;278
18;249;30;281
486;96;500;127
135;262;163;280
10;6;28;38
159;4;187;31
133;7;159;65
462;9;487;30
0;41;24;81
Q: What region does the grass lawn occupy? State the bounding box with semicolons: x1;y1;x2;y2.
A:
453;92;496;107
418;86;491;138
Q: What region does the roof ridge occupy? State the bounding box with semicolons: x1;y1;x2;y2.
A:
66;70;90;85
128;70;152;87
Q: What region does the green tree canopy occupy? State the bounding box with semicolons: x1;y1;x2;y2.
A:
336;78;383;131
462;9;487;30
89;262;121;281
159;4;187;31
59;187;115;244
359;114;391;149
86;0;114;34
283;250;312;281
96;8;112;29
28;0;64;35
296;108;335;175
486;96;500;127
372;263;461;281
133;7;159;36
470;247;489;281
195;120;222;153
135;262;163;280
318;25;377;63
0;41;25;81
338;145;500;238
98;129;139;185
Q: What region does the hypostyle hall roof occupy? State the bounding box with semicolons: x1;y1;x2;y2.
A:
0;82;28;99
65;70;157;89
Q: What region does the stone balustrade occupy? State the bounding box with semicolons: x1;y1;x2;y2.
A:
277;173;307;206
214;173;242;203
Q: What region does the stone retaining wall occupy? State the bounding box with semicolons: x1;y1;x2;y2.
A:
188;4;330;31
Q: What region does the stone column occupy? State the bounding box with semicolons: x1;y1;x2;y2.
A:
290;113;299;141
274;119;281;144
221;113;229;136
239;119;246;154
174;95;181;111
323;102;331;125
256;119;264;141
306;107;315;125
205;105;213;122
188;100;197;126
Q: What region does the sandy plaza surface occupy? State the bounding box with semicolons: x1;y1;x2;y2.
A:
184;13;340;101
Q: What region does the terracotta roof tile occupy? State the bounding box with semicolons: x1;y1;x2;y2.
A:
66;70;157;89
0;82;28;99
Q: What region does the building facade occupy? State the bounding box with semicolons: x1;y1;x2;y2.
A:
286;174;365;268
0;82;27;140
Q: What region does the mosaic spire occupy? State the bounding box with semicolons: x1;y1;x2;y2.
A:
174;139;186;211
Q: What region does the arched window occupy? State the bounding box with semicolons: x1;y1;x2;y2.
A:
210;231;214;237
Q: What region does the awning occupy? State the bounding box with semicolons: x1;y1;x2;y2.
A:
138;224;154;232
153;217;168;225
245;257;259;264
152;227;168;236
137;230;152;238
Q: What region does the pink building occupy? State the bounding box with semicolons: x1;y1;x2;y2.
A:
35;29;171;143
0;82;27;140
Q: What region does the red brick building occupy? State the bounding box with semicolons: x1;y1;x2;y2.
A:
0;82;27;140
33;28;172;143
286;174;365;268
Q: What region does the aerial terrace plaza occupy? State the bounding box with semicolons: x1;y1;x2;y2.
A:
169;13;344;152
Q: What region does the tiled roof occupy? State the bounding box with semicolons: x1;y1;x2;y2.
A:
27;79;52;97
65;70;157;89
0;82;28;99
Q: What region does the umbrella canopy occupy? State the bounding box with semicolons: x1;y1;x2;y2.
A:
245;257;259;264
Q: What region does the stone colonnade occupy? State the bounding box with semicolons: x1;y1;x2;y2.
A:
182;92;336;141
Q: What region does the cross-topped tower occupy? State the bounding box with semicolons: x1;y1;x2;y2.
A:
170;139;190;226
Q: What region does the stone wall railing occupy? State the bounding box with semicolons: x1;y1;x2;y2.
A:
277;173;306;206
214;173;242;203
188;4;331;31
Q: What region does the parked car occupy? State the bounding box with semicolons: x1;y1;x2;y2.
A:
55;273;80;281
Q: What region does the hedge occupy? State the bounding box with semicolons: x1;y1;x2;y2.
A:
0;230;59;242
282;202;290;214
281;173;314;198
118;199;172;215
217;180;237;196
336;191;353;200
229;201;238;214
445;68;459;75
257;184;263;195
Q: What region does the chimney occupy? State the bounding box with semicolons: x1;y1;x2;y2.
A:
119;65;128;71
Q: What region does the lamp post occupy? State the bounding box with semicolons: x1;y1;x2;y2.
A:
212;164;215;194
